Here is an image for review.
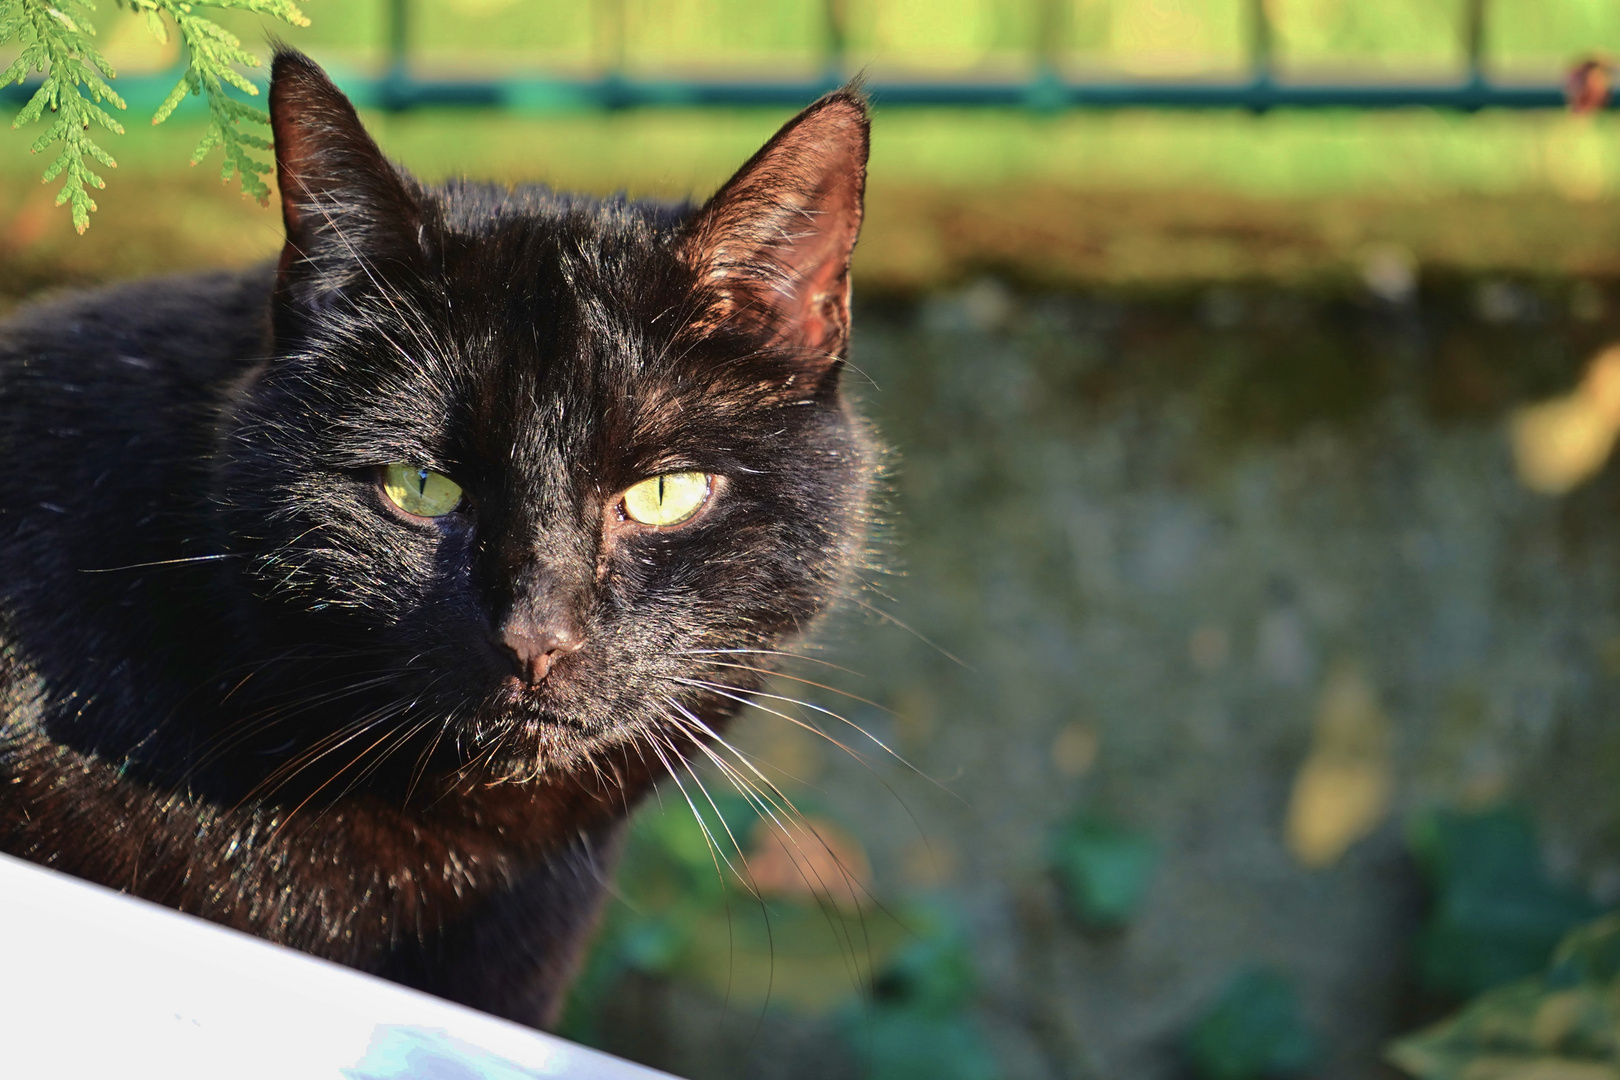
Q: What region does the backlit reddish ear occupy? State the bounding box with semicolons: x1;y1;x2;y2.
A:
269;49;428;314
679;86;869;371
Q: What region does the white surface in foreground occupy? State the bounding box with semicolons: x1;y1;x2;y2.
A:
0;852;675;1080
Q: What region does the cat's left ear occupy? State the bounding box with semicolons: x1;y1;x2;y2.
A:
679;85;869;375
269;49;429;314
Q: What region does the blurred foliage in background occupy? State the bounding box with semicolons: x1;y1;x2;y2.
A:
11;3;1620;1079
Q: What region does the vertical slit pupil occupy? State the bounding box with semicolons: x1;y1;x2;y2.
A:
416;469;428;497
657;476;666;504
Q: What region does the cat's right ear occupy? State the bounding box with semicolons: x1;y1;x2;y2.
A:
269;50;428;316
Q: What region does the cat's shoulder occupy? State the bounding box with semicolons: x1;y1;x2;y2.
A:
0;265;275;385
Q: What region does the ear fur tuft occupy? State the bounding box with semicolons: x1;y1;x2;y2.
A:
679;86;870;372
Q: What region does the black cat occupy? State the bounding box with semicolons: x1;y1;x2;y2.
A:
0;50;873;1028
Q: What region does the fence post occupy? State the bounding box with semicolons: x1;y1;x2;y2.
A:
1027;0;1067;110
595;0;629;108
1463;0;1487;91
1247;0;1275;111
824;0;847;83
1250;0;1274;83
382;0;410;111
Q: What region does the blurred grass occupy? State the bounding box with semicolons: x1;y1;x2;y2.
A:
9;108;1620;304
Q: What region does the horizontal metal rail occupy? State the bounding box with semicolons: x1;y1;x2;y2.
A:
0;69;1591;116
351;72;1580;113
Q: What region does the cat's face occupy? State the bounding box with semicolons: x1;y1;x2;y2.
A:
217;53;872;784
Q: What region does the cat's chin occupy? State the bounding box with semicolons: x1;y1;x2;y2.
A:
458;716;675;790
454;684;677;785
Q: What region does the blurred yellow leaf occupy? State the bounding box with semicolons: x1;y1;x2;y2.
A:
1052;722;1099;777
1458;1059;1620;1080
1285;660;1393;868
1511;345;1620;494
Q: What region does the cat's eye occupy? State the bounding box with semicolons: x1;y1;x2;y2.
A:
621;471;711;528
381;464;463;518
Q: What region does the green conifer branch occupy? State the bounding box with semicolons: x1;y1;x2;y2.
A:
0;0;308;231
127;1;308;205
1;0;127;233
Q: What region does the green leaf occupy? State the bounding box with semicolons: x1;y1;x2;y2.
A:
1187;969;1317;1080
1;55;29;87
47;6;83;35
867;901;980;1017
847;1011;1002;1080
148;1;303;206
1388;918;1620;1080
150;74;191;125
1409;806;1604;998
839;899;1001;1080
1048;812;1158;928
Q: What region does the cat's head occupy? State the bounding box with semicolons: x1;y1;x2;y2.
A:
218;52;874;787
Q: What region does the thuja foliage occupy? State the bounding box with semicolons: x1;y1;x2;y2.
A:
0;0;309;232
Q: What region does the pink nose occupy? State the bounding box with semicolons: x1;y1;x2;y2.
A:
500;626;584;685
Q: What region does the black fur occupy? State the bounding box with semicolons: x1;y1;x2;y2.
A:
0;51;873;1026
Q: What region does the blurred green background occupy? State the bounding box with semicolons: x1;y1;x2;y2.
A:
12;2;1620;1079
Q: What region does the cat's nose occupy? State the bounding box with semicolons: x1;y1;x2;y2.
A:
498;624;584;686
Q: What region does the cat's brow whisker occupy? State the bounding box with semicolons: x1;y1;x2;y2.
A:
850;598;970;670
292;180;443;370
670;678;879;772
674;648;861;676
78;553;243;573
693;661;890;713
674;676;929;780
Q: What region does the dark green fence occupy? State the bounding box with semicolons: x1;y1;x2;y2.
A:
359;0;1590;112
1;0;1608;114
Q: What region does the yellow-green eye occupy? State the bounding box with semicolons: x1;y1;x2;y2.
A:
381;463;463;518
622;471;711;527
